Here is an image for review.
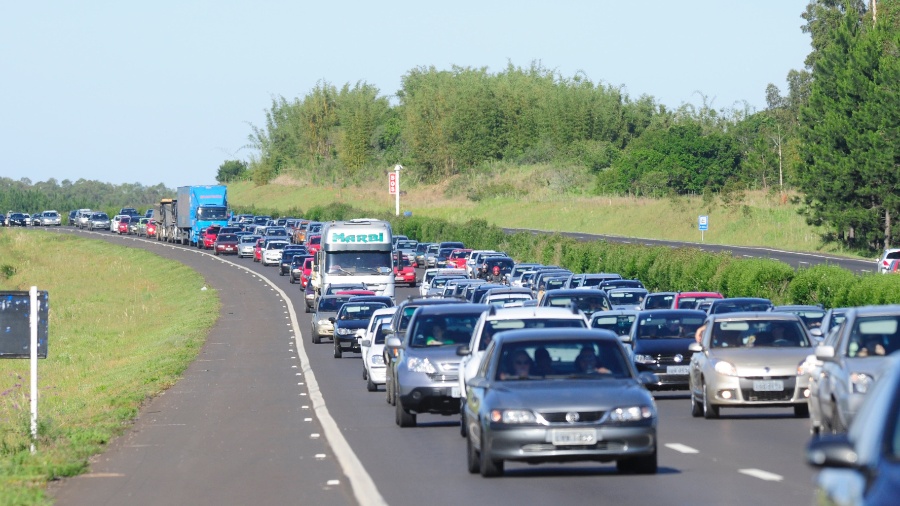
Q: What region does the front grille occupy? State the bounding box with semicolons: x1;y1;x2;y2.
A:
521;441;625;452
540;411;605;423
425;373;458;382
437;361;460;373
740;389;794;402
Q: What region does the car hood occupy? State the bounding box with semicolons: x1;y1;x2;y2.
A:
633;337;696;355
404;344;464;360
314;310;339;320
488;380;653;410
334;320;369;331
707;347;812;375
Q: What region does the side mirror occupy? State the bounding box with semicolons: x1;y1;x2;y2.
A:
638;372;659;386
688;342;703;353
361;339;371;347
386;337;402;348
815;345;836;361
328;317;335;323
806;434;859;469
456;345;471;356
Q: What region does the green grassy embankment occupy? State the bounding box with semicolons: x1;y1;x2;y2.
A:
227;168;864;259
0;229;218;505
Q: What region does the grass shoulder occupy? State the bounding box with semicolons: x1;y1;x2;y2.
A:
0;229;218;505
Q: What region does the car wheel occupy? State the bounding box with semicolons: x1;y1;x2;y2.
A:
366;376;377;392
289;277;295;284
279;270;284;276
617;445;658;474
396;400;416;427
690;386;703;418
794;404;810;418
362;367;367;380
312;332;321;344
386;377;392;404
703;382;719;419
479;442;503;477
459;408;467;438
215;251;219;256
333;341;342;359
466;433;480;474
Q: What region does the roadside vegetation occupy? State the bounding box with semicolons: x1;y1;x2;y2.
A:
0;229;218;505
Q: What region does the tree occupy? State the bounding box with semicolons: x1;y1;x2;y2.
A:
797;1;900;249
216;160;248;183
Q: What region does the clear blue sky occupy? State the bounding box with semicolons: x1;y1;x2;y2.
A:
1;1;812;189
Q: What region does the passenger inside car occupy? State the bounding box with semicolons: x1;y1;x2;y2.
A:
533;347;553;376
575;346;612;375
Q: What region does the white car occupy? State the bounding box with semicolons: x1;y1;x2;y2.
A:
238;235;260;258
261;240;290;266
456;306;589;436
360;307;397;392
420;268;468;297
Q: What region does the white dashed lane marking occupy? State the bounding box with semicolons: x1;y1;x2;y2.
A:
665;443;699;454
739;468;784;482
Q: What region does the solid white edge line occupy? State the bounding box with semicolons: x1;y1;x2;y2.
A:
738;468;784;482
130;235;388;506
664;443;699;454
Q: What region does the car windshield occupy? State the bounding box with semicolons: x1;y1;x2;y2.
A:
609;290;647;305
325;251;392;275
409;313;481;347
591;314;637;336
636;314;705;339
712;301;772;313
480;318;586;350
338;303;387;321
431;276;465;288
495;340;632;381
318;297;350;312
267;242;288;250
710;320;811;348
847;316;900;357
544;294;611;315
218;234;238;242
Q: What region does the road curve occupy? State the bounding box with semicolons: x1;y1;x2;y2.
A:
50;228;822;506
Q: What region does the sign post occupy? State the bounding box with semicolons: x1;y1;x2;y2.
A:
0;288;49;453
698;215;709;242
389;165;402;216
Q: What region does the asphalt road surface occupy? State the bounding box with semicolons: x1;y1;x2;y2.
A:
50;229;824;506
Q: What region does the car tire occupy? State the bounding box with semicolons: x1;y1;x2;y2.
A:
703;382;719;419
617;446;658;475
459;408;467;438
794;404;810;418
396;401;416;428
312;332;321;344
279;270;284;276
215;251;219;256
362;368;367;380
366;376;377;392
333;341;342;359
690;387;703;418
466;433;480;474
289;277;295;284
386;378;392;404
479;443;503;477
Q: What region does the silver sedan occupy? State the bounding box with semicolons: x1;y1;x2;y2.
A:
688;312;814;419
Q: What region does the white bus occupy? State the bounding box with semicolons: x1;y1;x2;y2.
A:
313;219;395;299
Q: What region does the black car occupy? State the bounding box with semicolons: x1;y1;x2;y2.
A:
332;301;388;358
280;252;308;276
7;213;28;226
806;351;900;504
629;310;707;390
478;256;515;282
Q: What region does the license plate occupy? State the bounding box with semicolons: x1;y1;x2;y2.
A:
451;386;460;398
666;365;690;375
551;429;597;446
753;380;784;392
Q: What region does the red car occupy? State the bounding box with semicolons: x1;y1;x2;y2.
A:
117;216;131;234
214;233;239;255
298;257;314;287
393;253;417;287
671;291;723;310
202;225;221;250
146;220;157;238
446;249;472;269
253;238;265;262
306;235;322;255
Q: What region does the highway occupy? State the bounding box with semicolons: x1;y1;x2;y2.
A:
51;228;821;506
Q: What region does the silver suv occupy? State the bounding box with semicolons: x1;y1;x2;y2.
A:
387;303;488;427
456;306;589;436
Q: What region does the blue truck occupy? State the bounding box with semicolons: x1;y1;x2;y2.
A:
175;185;229;247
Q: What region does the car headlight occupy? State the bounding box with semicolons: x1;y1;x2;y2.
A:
607;406;655;422
713;360;737;376
850;372;873;394
335;328;354;336
370;354;385;366
633;354;656;365
406;357;436;373
490;409;536;424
